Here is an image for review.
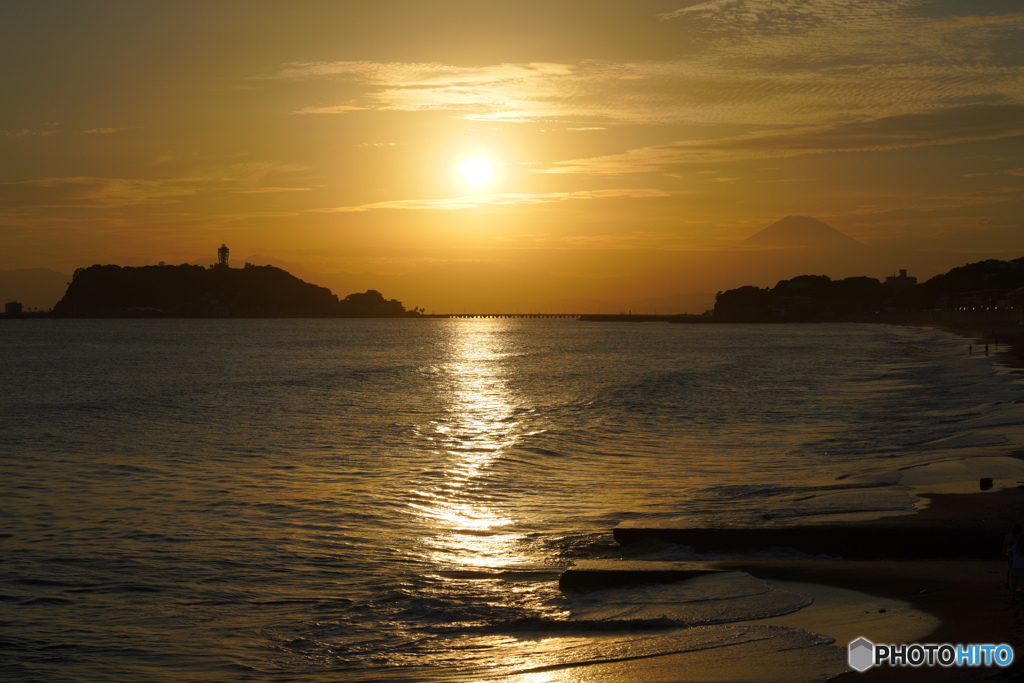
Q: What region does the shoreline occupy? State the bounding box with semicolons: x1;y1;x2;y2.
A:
548;494;1024;682
730;327;1024;680
741;329;1024;679
716;489;1024;679
559;326;1024;681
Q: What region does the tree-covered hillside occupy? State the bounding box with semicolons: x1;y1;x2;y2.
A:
53;263;418;317
713;258;1024;322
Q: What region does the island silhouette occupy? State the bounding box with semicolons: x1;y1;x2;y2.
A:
52;261;420;318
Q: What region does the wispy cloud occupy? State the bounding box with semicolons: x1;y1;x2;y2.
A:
659;0;912;29
82;127;128;135
272;60;584;122
293;105;366;115
0;177;197;207
0;162;312;208
204;161;308;186
231;187;312;194
3;128;58;138
541;105;1024;174
309;188;670;213
259;6;1022;130
4;125;129;138
271;60;574;84
925;11;1024;30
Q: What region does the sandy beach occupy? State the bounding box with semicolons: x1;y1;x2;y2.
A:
545;374;1024;683
718;343;1024;680
732;487;1024;681
537;489;1024;682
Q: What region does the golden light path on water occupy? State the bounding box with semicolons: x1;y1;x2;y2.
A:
405;322;627;682
399;321;855;683
408;319;526;569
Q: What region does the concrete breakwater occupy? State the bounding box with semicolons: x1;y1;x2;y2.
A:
612;521;1004;560
561;485;1024;589
558;521;1005;589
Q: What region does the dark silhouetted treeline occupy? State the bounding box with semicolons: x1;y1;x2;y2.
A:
713;258;1024;322
52;263;420;317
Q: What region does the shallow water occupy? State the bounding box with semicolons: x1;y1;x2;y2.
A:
1;319;1020;681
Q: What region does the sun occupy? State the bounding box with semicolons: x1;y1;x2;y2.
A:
457;157;494;187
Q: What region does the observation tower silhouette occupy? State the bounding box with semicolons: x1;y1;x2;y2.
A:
217;244;229;268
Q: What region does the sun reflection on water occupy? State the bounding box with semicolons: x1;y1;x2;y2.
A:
408;319;527;569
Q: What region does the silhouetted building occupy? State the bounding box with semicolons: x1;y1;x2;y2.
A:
5;301;23;314
886;269;917;288
218;244;229;268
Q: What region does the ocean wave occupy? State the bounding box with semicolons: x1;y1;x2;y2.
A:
3;319;1020;682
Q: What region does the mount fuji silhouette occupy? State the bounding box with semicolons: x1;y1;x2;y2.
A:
743;216;865;249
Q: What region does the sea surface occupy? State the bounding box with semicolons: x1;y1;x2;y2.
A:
2;319;1021;682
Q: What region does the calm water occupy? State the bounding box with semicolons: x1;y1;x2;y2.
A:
1;319;1019;682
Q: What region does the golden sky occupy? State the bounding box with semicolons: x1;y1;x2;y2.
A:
2;1;1023;311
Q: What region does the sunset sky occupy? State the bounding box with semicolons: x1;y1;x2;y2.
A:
2;1;1023;311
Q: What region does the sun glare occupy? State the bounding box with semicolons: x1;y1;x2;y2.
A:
457;157;494;187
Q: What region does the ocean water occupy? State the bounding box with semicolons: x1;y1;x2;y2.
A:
1;319;1020;682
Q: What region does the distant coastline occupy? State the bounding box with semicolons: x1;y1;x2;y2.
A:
25;262;423;319
4;255;1024;339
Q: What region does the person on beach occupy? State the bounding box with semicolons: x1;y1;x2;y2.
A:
1004;525;1019;585
1005;525;1024;599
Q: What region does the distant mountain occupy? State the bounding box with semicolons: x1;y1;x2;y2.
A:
743;216;865;249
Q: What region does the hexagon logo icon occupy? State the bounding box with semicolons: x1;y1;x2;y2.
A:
848;637;875;672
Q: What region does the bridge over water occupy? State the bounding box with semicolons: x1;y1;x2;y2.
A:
425;313;581;319
423;313;713;322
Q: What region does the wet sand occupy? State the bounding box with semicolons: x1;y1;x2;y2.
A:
726;344;1024;680
527;487;1024;682
727;559;1017;681
710;486;1024;681
741;488;1024;680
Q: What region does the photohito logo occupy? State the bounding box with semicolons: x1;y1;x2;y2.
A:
848;637;1014;672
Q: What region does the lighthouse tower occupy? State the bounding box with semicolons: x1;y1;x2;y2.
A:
217;244;229;268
